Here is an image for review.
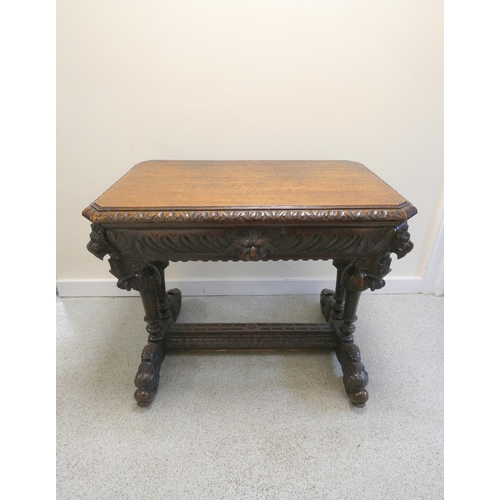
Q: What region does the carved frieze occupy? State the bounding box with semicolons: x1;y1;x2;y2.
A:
105;226;401;262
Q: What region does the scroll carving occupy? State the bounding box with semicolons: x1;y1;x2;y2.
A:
335;341;369;407
134;342;166;407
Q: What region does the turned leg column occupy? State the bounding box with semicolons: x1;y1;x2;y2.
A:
153;260;182;322
339;289;361;342
332;259;347;320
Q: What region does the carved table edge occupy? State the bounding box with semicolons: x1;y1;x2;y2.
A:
82;202;417;225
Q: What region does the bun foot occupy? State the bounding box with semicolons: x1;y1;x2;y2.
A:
134;389;154;407
349;389;369;408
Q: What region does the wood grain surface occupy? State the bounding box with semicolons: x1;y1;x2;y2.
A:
94;160;407;210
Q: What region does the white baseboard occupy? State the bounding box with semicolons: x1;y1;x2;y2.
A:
56;277;423;297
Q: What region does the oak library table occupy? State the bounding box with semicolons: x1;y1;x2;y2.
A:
83;160;416;408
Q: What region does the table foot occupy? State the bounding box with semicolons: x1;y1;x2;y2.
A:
334;340;369;407
134;342;166;407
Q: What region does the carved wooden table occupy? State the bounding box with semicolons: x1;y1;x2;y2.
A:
83;160;416;408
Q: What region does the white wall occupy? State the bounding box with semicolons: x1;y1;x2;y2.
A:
57;1;443;293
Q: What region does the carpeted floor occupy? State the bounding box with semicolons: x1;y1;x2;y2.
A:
57;294;443;500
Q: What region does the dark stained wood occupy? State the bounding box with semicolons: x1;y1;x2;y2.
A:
165;323;336;350
104;224;408;263
134;342;167;408
83;160;417;408
321;289;369;407
134;288;182;406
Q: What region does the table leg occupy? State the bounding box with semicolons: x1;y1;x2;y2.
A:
321;287;369;407
117;262;182;407
321;260;372;407
334;287;369;408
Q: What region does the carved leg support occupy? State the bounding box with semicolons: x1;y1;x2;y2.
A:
335;284;368;407
322;258;373;407
116;262;183;406
321;225;415;407
321;287;369;407
133;286;182;407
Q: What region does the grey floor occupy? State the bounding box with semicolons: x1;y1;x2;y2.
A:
57;294;443;500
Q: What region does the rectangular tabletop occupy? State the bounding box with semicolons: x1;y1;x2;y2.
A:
83;160;416;225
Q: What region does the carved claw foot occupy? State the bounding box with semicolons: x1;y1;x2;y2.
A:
134;342;167;407
334;340;369;407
